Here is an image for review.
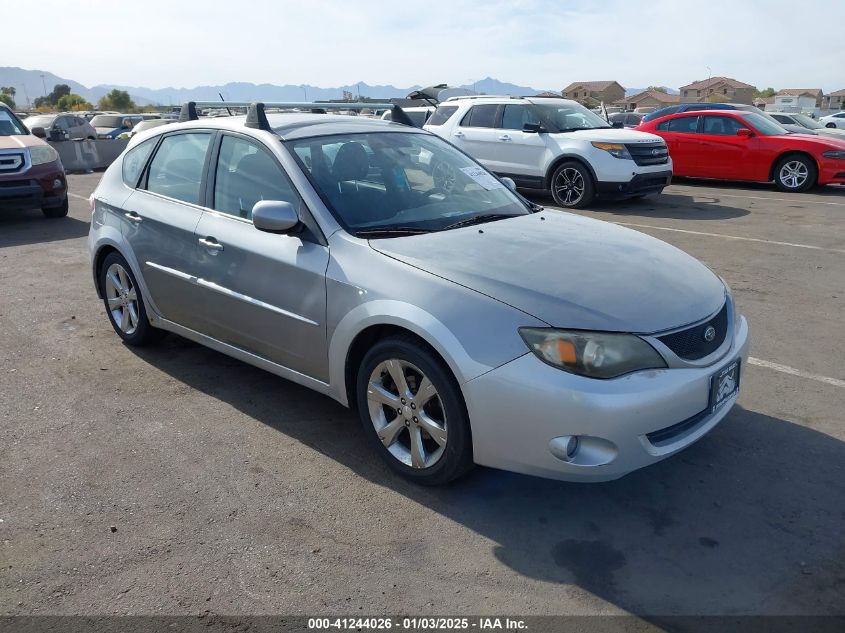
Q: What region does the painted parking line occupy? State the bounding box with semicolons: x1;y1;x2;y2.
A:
748;357;845;389
612;222;845;255
667;188;845;207
68;193;89;201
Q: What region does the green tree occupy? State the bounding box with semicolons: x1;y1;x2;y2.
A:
647;86;669;94
1;86;16;98
754;87;776;98
0;93;15;109
48;84;71;105
98;89;135;112
57;94;92;111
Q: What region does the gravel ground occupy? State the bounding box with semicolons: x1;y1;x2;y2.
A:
1;175;843;626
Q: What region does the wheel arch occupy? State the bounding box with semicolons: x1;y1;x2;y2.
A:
544;154;598;190
769;150;819;184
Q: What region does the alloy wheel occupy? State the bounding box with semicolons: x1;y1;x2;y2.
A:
554;168;586;206
104;263;139;336
366;359;448;469
779;160;809;189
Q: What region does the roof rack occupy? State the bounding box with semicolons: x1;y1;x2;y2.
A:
177;100;415;130
443;94;523;102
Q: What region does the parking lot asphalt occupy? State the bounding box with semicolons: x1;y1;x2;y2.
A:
1;174;843;623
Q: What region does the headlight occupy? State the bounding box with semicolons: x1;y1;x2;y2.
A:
591;142;632;160
822;150;845;159
29;145;59;166
519;328;666;378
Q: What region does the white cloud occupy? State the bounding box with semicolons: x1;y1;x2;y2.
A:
5;0;843;91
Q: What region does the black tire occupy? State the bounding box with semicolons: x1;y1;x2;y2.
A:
42;197;69;218
773;154;817;193
99;251;163;346
355;335;473;485
550;161;595;208
826;123;836;129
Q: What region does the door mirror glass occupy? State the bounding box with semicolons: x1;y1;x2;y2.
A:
31;126;47;138
501;177;516;191
736;128;754;137
522;122;545;133
252;200;299;233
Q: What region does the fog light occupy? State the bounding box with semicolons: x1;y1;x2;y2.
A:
550;435;580;462
52;178;63;190
549;435;618;466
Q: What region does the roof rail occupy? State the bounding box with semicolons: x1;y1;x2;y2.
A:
177;100;415;130
443;94;522;102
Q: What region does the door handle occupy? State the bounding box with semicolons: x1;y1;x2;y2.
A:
124;211;142;223
453;131;465;138
198;237;224;252
498;135;512;141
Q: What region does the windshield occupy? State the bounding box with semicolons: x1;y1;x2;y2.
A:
791;113;823;129
287;132;530;236
0;109;29;135
532;102;612;132
90;115;124;128
741;112;789;136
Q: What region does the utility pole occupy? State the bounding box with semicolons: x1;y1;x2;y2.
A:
302;85;307;101
706;66;712;102
40;73;47;98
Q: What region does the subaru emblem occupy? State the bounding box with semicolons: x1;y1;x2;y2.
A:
704;326;716;342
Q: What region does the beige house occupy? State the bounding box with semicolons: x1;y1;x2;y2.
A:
562;81;625;106
680;77;756;103
623;90;680;111
823;89;845;112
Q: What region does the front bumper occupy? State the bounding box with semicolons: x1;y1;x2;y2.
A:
818;159;845;185
595;169;673;199
0;161;67;211
463;315;749;482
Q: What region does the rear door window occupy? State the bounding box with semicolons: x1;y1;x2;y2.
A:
460;104;499;128
657;116;700;133
427;105;458;126
144;132;212;205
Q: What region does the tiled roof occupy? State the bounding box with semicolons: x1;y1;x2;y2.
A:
776;88;822;97
681;76;755;90
828;88;845;97
562;81;620;93
627;90;680;104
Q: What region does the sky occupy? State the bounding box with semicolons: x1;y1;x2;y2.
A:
4;0;844;92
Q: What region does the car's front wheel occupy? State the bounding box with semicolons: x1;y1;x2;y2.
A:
356;335;473;485
99;252;163;346
550;161;595;208
774;154;816;193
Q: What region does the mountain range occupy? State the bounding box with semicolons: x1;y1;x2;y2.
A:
0;67;551;107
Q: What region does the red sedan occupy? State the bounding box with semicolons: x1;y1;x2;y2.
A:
636;110;845;192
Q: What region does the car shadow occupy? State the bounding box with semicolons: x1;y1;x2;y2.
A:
525;191;749;221
0;211;89;248
671;177;845;198
129;335;845;621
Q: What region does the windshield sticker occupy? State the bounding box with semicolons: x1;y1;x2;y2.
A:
459;166;505;190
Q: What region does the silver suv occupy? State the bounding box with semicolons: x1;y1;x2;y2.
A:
88;102;748;484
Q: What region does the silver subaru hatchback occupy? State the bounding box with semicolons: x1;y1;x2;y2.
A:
88;103;749;485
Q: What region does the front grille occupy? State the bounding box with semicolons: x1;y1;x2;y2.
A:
0;179;33;189
625;142;669;166
0;152;25;173
657;303;728;360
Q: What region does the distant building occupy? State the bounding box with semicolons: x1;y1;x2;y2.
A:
822;89;845;112
773;89;823;112
623;90;680;111
679;77;756;103
561;81;625;106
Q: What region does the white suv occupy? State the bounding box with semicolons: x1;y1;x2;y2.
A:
424;96;672;208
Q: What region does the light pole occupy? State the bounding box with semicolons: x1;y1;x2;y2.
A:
706;66;712;101
40;73;47;98
302;85;307;102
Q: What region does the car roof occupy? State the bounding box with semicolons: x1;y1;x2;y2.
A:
445;95;578;107
154;112;424;141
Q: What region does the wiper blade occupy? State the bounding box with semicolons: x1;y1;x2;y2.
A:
356;227;432;238
441;214;519;231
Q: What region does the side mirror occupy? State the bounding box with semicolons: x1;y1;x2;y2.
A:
501;177;516;191
611;120;624;128
522;122;546;134
252;200;299;233
30;127;46;138
737;128;754;137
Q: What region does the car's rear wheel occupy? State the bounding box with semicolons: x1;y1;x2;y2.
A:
550;161;595;208
826;123;836;129
100;252;163;346
356;336;473;485
42;197;68;218
774;155;816;193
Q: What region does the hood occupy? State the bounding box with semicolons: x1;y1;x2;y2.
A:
776;132;845;150
782;123;817;135
370;213;725;333
0;134;46;150
551;127;665;144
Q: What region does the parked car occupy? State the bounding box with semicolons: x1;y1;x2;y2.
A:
90;114;144;139
381;106;435;128
769;112;845;140
23;113;97;141
0;104;68;217
608;112;644;128
88;105;748;484
637;109;845;192
819;112;845;129
642;103;813;135
126;118;174;139
424;96;671;208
